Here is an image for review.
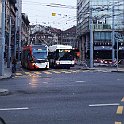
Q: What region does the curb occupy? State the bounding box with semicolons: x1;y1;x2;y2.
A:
0;75;12;80
0;89;10;96
111;71;124;73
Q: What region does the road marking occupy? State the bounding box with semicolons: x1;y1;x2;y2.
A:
115;122;122;124
70;70;78;73
61;71;71;73
43;71;52;74
25;72;31;75
121;97;124;102
34;72;41;75
76;81;86;83
116;106;123;114
51;71;61;74
0;107;29;111
42;82;48;84
89;103;120;107
15;73;22;76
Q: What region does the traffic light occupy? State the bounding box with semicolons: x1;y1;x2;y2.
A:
52;13;56;16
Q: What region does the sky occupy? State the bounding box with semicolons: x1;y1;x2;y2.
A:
22;0;77;30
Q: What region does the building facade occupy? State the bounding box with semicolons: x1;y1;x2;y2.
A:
77;0;124;63
21;13;30;46
30;24;61;46
5;0;17;59
0;0;2;29
61;26;78;48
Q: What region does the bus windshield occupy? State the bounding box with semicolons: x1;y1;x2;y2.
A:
32;48;47;60
57;49;73;60
33;52;47;59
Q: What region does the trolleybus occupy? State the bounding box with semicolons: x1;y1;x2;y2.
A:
48;44;75;68
21;44;49;70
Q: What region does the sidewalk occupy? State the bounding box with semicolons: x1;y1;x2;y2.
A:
0;64;12;96
0;61;22;80
72;64;124;72
0;64;12;80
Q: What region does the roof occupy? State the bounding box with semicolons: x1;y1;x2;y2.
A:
49;44;72;52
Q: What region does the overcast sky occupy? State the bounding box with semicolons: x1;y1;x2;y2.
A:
22;0;77;30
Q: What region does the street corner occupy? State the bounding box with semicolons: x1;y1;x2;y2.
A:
0;74;12;80
0;89;10;96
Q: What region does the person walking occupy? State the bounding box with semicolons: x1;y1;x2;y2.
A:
12;57;17;73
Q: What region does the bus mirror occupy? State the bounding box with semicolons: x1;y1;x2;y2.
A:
29;58;33;62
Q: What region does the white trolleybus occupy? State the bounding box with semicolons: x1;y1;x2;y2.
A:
48;44;75;69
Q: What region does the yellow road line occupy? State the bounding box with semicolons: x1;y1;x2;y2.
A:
61;71;72;73
51;71;61;74
43;71;52;74
15;73;22;76
25;72;31;75
121;97;124;102
115;122;122;124
34;72;41;75
70;70;79;73
116;106;123;114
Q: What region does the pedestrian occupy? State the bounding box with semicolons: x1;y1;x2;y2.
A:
12;57;17;73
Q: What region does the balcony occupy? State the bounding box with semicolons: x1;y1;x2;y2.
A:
93;24;111;31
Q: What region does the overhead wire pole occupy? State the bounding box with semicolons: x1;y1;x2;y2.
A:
89;7;94;68
17;0;22;61
7;16;12;68
0;0;5;76
14;9;18;59
112;0;115;64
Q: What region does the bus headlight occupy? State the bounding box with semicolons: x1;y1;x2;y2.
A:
32;63;35;66
72;61;75;64
56;61;60;65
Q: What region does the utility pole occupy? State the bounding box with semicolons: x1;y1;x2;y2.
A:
17;0;22;61
14;10;17;59
112;0;115;64
7;16;12;68
116;39;119;71
89;7;94;68
0;0;5;76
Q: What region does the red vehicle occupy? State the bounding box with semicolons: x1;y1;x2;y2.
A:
21;45;49;70
71;48;80;64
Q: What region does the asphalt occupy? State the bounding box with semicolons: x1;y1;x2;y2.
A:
0;62;124;96
0;62;21;95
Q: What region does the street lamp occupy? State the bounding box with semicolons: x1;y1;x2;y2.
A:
0;0;5;76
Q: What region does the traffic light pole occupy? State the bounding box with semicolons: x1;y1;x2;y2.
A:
0;0;5;76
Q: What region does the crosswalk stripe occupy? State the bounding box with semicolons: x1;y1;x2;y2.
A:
34;72;41;75
51;71;61;74
69;70;78;73
115;122;122;124
43;71;52;74
15;73;23;76
121;97;124;102
61;71;72;73
25;72;31;75
116;106;123;114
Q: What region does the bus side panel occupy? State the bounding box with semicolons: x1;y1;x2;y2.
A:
21;48;34;70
